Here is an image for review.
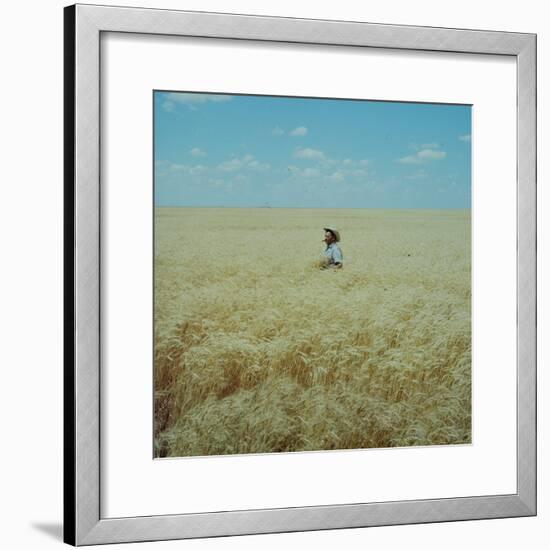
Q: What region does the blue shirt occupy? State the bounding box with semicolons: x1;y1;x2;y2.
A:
324;242;343;265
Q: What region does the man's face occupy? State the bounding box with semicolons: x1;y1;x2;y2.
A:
324;230;335;245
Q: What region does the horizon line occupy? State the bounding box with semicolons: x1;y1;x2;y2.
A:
155;205;471;210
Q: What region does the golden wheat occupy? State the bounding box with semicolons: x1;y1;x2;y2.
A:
154;207;471;457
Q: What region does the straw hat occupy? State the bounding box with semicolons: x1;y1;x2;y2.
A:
323;226;341;242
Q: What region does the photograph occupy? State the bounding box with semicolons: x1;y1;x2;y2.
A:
1;0;543;547
153;91;472;458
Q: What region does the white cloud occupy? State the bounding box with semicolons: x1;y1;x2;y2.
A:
340;158;368;168
248;159;271;171
218;158;243;172
162;92;232;112
218;154;269;172
293;147;325;160
189;165;207;175
397;148;447;164
417;149;446;160
290;126;308;136
163;163;208;175
397;155;421;165
164;92;232;105
459;134;471;142
167;163;187;173
272;126;284;136
189;147;206;157
156;162;210;182
285;165;319;178
327;171;345;183
404;169;428;180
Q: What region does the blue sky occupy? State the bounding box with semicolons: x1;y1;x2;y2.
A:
154;91;471;208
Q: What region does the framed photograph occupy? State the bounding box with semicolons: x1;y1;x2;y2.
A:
64;3;536;546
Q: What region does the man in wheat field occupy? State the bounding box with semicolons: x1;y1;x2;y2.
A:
321;226;343;269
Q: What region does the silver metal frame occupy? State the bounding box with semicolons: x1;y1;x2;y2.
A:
64;3;536;546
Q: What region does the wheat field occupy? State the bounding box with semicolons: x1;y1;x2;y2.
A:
154;207;471;458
